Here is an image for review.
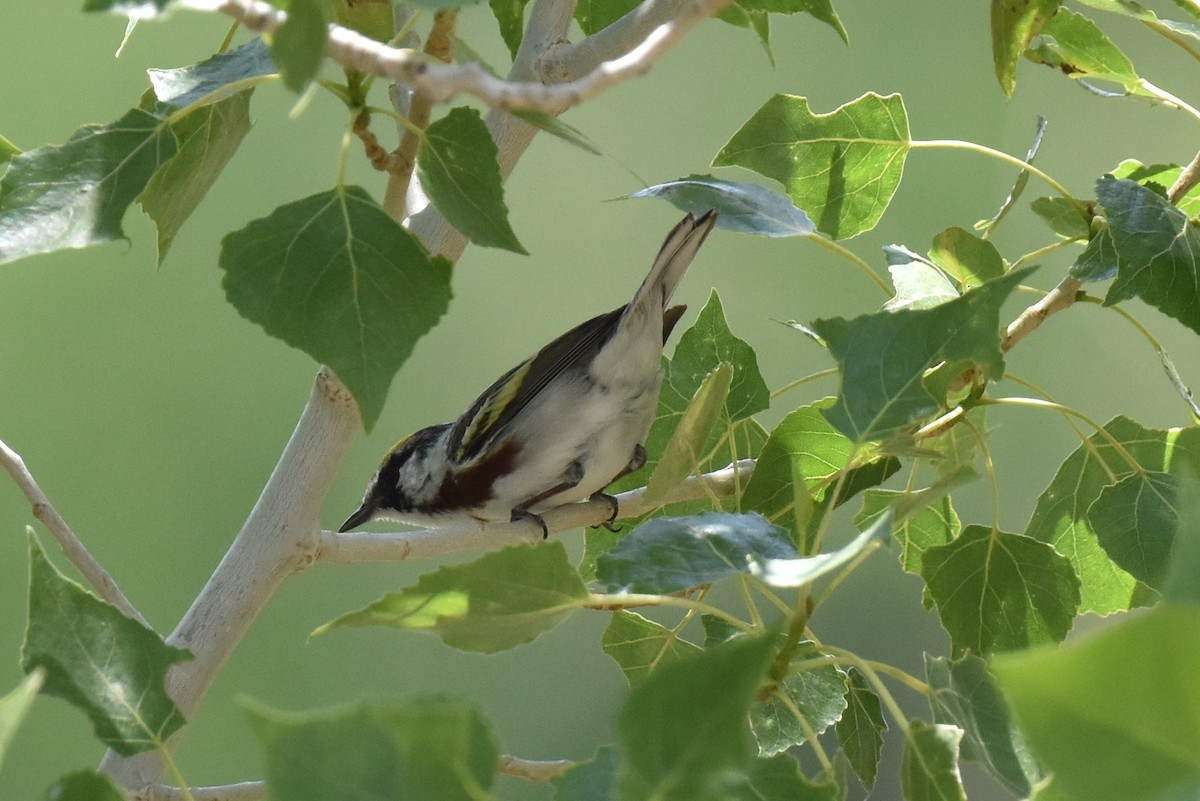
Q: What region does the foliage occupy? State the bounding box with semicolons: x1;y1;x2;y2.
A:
4;1;1200;801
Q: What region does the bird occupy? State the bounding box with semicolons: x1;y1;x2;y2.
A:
338;210;718;537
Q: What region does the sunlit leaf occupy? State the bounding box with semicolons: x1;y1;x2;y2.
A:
883;245;960;311
902;722;966;801
713;92;909;239
602;611;701;686
645;363;733;504
0;670;42;772
751;509;892;588
928;227;1005;289
316;541;588;652
856;488;960;578
991;0;1064;95
1026;8;1145;94
1031;196;1091;239
219;185;452;431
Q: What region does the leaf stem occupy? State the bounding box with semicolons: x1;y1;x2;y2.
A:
807;235;893;296
218;19;240;53
818;645;911;736
961;413;1001;531
773;688;835;774
811;545;878;608
585;593;753;631
1010;235;1084;270
1003;373;1117;483
161;74;279;127
982;396;1146;475
771;368;839;401
1138;79;1200;125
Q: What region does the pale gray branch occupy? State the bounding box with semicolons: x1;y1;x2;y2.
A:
0;438;149;628
498;755;574;781
317;459;757;563
136;781;265;801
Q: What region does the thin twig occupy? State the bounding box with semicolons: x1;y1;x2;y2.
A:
317;459;757;563
497;755;574;781
0;438;149;628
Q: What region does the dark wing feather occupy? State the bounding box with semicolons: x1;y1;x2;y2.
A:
450;305;626;462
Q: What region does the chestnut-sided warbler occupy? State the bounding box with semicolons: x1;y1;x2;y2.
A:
338;211;718;536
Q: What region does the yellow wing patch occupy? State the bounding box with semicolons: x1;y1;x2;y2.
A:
456;360;533;460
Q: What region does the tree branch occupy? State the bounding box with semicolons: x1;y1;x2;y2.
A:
0;438;149;629
497;755;574;781
197;0;729;113
136;781;265;801
317;459;757;564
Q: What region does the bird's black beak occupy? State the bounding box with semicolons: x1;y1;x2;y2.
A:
338;502;375;533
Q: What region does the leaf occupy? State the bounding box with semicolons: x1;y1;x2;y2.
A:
992;605;1200;801
925;655;1042;796
219;185;452;431
921;525;1080;655
0;670;42;772
140;92;252;265
0;132;19;164
617;635;776;801
20;535;191;756
670;292;770;422
901;721;966;801
741;398;853;538
574;0;639;35
82;0;174;16
553;745;618;801
327;0;393;42
836;668;886;791
0;108;178;265
1030;196;1091;238
751;651;847;756
733;754;840;800
1026;416;1200;614
713;92;909;240
883;245;961;311
490;0;531;57
272;0;328;91
976;116;1047;235
595;512;799;595
627;175;816;237
856;488;960;577
1088;470;1178;587
1098;175;1200;335
645;363;733;504
1165;470;1200;605
991;0;1064;96
317;541;587;652
813;267;1033;442
1026;8;1145;94
928;227;1005;288
420;107;526;253
39;771;126;801
1069;225;1117;282
717;2;774;63
148;37;275;108
246;696;498;801
602;611;701;686
509;109;601;155
1111;158;1200;216
751;509;892;588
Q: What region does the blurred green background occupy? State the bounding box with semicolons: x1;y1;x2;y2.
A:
3;2;1199;799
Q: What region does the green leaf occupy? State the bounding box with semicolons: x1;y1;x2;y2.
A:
246;696;498;801
1111;158;1200;216
670;292;770;422
928;227;1005;288
0;670;43;772
1099;175;1200;335
82;0;174;15
0;108;178;265
991;0;1064;96
645;363;733;504
327;0;393;42
751;509;892;588
626;175;816;237
883;245;960;311
713;92;909;240
219;185;452;431
901;721;966;801
741;398;853;539
1164;469;1200;605
1088;470;1178;588
733;754;840;801
1030;196;1091;238
1026;8;1144;94
814;267;1032;442
140;92;252;265
921;525;1080;655
717;2;774;63
21;535;191;756
420;107;526;253
316;541;588;652
751;652;847;756
1025;416;1200;614
1069;225;1117;282
856;488;960;578
617;635;775;801
40;771;126;801
836;668;886;791
0;132;19;165
992;605;1200;801
574;0;639;35
602;611;701;686
490;0;531;57
553;745;617;801
272;0;329;91
595;512;799;595
148;38;275;108
509;109;601;155
925;655;1041;796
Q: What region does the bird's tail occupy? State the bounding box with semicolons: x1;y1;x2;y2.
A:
629;210;718;316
